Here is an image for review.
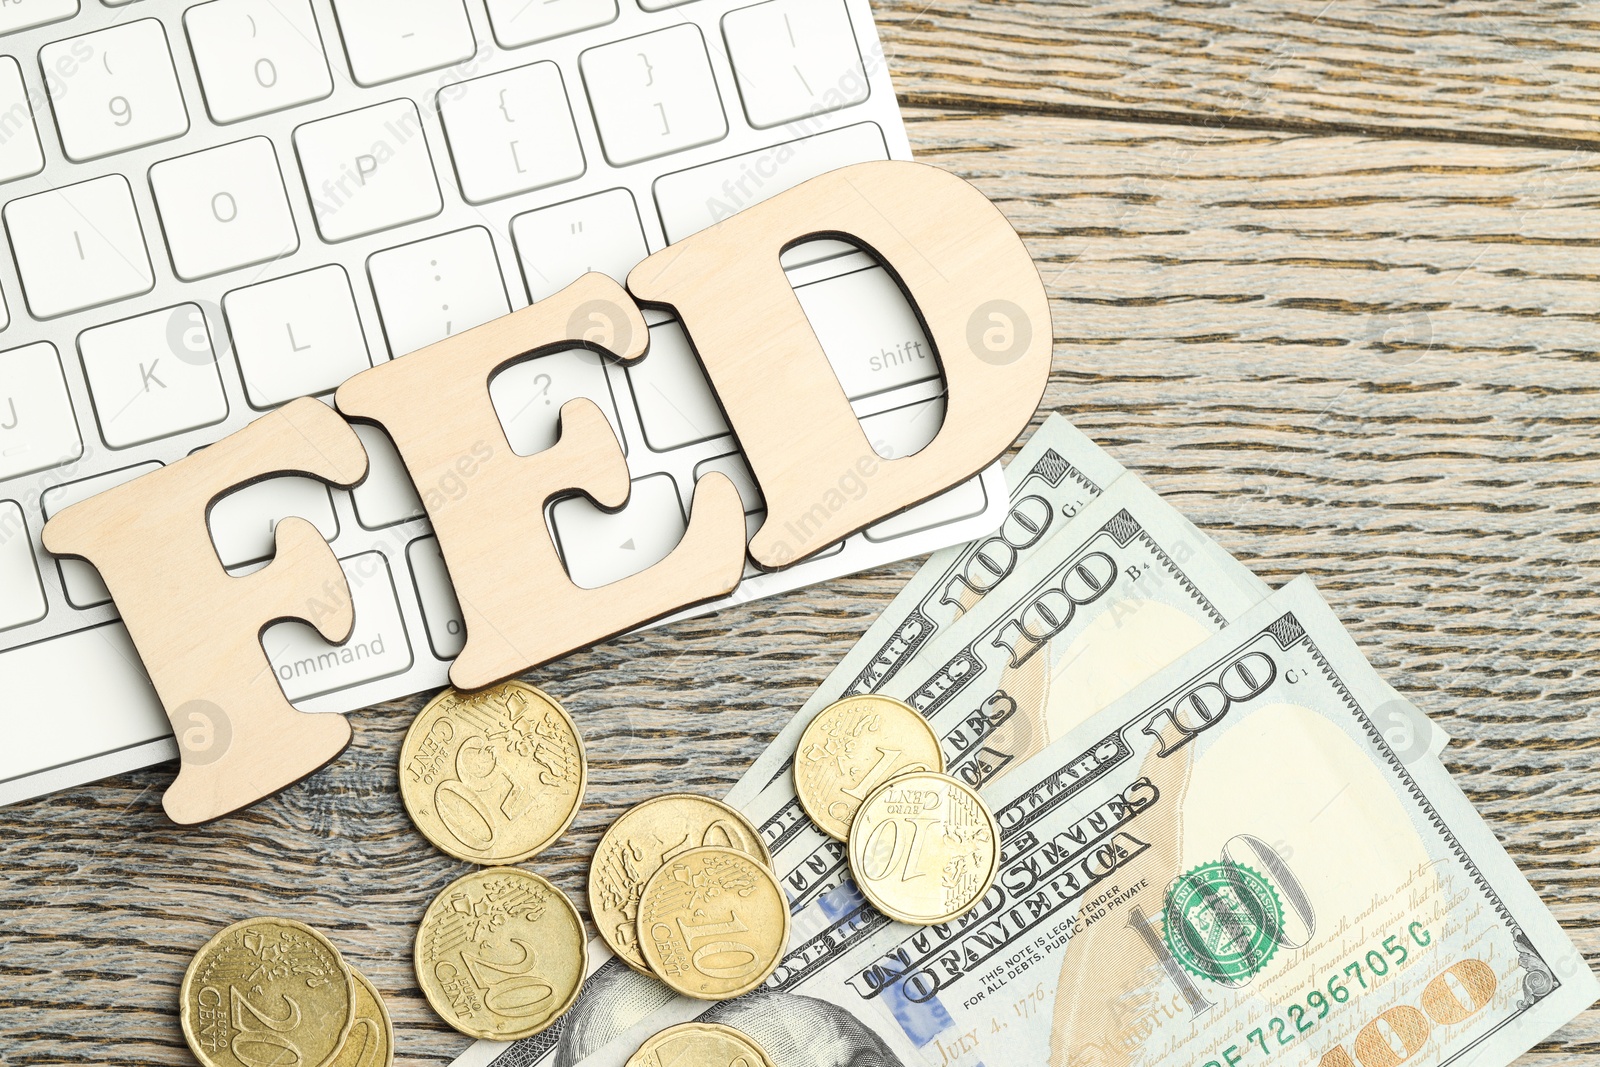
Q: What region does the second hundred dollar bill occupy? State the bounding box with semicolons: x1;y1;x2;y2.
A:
551;472;1275;1067
598;579;1596;1067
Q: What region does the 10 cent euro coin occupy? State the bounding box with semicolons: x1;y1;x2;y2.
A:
636;846;790;1000
180;917;355;1067
415;867;587;1040
625;1021;778;1067
591;794;773;975
795;695;944;842
847;771;1000;925
400;681;586;864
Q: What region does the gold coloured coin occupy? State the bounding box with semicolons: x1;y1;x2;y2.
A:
399;681;586;864
794;695;944;841
180;916;355;1067
591;794;774;975
636;846;790;1001
847;771;999;926
624;1021;778;1067
330;969;394;1067
415;867;587;1040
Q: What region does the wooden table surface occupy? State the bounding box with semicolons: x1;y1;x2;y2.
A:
6;2;1600;1064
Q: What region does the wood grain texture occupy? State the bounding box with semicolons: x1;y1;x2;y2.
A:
876;0;1600;149
7;13;1600;1067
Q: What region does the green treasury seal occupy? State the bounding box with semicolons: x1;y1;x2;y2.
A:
1163;861;1285;982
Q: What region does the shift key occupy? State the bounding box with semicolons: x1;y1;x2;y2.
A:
261;551;412;702
792;262;940;400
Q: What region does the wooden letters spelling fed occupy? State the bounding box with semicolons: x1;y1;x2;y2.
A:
42;162;1051;825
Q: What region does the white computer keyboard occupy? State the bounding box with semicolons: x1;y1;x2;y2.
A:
0;0;1009;807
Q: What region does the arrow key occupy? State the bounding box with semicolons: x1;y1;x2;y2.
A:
549;472;688;589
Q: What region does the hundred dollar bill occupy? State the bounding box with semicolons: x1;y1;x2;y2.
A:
547;473;1277;1067
607;578;1597;1067
448;414;1126;1067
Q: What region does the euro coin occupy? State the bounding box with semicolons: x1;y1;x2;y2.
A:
636;846;790;1000
847;771;999;925
794;694;944;842
625;1021;778;1067
399;681;586;864
415;867;587;1040
180;916;355;1067
330;969;393;1067
591;794;773;975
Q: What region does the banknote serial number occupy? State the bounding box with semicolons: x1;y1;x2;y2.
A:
1204;922;1435;1067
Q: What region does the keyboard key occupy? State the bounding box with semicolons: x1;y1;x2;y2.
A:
793;262;938;400
368;227;509;356
224;265;372;408
0;57;43;182
625;320;728;452
0;624;170;789
580;24;727;167
262;551;413;702
294;99;443;242
407;535;463;659
331;0;475;87
79;305;229;449
438;61;585;204
860;397;988;541
42;462;161;608
0;501;47;632
694;452;763;514
184;0;334;124
5;175;155;319
723;0;868;129
350;424;423;529
638;0;695;9
490;347;624;456
549;472;685;588
485;0;615;49
150;137;299;280
0;0;76;35
209;476;338;568
41;19;189;161
511;188;648;303
0;342;82;481
653;120;886;243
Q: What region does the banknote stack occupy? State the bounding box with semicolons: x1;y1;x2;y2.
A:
449;415;1597;1067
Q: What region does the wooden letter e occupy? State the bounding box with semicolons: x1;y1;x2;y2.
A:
336;273;747;690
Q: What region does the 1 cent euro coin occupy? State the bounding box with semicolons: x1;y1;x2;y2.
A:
400;681;586;864
624;1021;778;1067
794;695;944;842
636;846;790;1000
591;794;773;976
180;917;355;1067
847;771;1000;926
415;867;587;1040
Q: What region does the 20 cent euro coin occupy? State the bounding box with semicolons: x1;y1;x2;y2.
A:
400;681;586;864
180;917;355;1067
625;1021;778;1067
415;867;587;1040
